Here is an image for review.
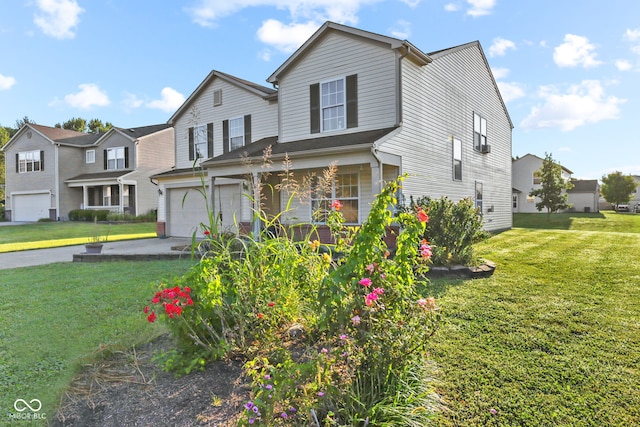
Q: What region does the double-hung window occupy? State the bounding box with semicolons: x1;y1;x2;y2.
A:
17;150;43;173
475;181;484;214
229;117;245;151
86;149;95;164
106;147;125;170
321;78;345;132
193;125;208;159
453;138;462;180
473;112;487;152
310;172;359;224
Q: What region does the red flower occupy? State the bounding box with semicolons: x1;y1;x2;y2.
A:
416;207;429;223
204;230;211;236
257;313;264;319
331;200;343;211
147;312;157;323
268;302;275;307
143;306;150;314
184;287;191;293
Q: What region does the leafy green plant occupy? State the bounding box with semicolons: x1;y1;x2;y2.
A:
408;196;489;266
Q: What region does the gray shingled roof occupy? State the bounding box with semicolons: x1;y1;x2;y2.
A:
65;170;133;182
115;123;172;139
568;179;599;193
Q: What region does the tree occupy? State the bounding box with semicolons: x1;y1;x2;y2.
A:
14;116;33;129
0;126;10;205
55;117;87;133
87;118;114;134
529;152;574;218
601;171;637;211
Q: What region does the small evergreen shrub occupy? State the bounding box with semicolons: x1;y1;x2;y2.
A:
68;209;110;221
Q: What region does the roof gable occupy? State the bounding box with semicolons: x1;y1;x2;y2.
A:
168;70;277;125
267;21;431;84
2;123;88;151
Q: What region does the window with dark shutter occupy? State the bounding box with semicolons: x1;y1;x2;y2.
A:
104;149;107;170
40;150;44;171
244;115;251;145
222;120;229;154
188;127;194;161
124;147;129;169
346;74;358;129
310;83;320;134
207;123;214;158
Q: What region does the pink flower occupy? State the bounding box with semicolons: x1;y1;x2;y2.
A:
373;287;384;295
320;348;328;354
331;200;343;211
417;297;436;311
358;278;372;287
351;315;361;326
490;408;497;415
365;292;379;306
365;263;377;274
340;334;348;341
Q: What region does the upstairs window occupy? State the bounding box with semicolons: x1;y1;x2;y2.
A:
223;115;251;154
86;149;95;164
188;123;213;161
533;171;542;185
17;150;43;173
105;147;128;170
310;74;358;133
473;112;487;152
453;138;462;181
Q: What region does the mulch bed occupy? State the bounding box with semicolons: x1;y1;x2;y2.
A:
52;336;250;427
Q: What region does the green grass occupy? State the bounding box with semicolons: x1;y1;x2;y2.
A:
513;210;640;232
0;260;196;424
0;221;156;252
428;216;640;426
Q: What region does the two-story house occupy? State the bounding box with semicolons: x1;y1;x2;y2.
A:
512;153;575;213
154;21;513;239
2;123;174;221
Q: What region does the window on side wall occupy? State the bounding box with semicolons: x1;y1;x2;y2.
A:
475;181;483;214
17;150;43;173
310;172;359;224
106;147;126;170
473;112;487;152
453;138;462;180
310;75;357;134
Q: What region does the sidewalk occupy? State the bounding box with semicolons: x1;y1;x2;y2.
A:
0;237;193;270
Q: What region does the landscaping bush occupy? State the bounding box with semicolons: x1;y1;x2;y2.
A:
408;196;489;266
68;209;110;221
144;176;441;426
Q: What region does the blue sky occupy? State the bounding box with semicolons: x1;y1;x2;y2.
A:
1;0;639;179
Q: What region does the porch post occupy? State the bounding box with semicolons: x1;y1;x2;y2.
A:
82;185;88;209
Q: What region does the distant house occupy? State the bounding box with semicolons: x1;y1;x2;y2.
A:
2;123;174;221
154;21;514;239
567;179;600;213
512;153;573;213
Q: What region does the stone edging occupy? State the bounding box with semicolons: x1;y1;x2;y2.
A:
426;260;496;279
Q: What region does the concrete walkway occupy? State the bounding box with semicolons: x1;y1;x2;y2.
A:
0;237;193;270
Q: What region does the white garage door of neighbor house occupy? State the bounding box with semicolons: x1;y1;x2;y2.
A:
167;187;211;238
13;193;50;222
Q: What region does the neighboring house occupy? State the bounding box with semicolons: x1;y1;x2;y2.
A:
567;179;600;213
2;123;174;221
154;21;513;239
511;153;573;213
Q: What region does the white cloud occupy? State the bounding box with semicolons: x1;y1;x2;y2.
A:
497;81;525;103
146;87;185;113
389;19;411;39
624;28;640;42
33;0;83;39
399;0;420;7
489;37;516;57
0;74;16;90
466;0;495;17
444;3;460;12
185;0;380;28
615;60;632;71
122;92;144;110
64;84;110;109
520;80;625;132
256;19;320;53
553;34;602;68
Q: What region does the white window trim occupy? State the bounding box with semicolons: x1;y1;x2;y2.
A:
86;149;95;164
106;146;125;170
310;172;360;224
473;112;487;152
320;76;346;133
229;116;245;152
475;180;484;214
18;150;42;173
452;137;462;181
193;124;208;159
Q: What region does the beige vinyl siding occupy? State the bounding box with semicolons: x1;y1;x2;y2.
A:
173;79;278;169
57;145;84;218
380;43;512;232
278;31;398;143
134;129;175;214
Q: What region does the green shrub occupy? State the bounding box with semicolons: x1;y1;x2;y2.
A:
68;209;110;221
409;196;489;266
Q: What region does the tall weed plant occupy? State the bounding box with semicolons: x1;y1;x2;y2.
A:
144;166;441;425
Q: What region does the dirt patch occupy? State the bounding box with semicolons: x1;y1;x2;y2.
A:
52;336;250;427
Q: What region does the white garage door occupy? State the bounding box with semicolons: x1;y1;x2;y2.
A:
13;193;50;222
167;187;211;238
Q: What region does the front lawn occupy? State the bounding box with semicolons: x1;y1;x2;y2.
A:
514;210;640;233
428;227;640;426
0;221;156;252
0;260;196;423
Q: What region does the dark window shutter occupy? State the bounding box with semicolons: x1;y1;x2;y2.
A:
40;150;44;171
188;127;194;161
16;153;19;173
222;120;229;154
244;115;251;146
310;83;320;134
104;150;107;169
124;147;129;168
346;74;358;129
207;123;214;158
